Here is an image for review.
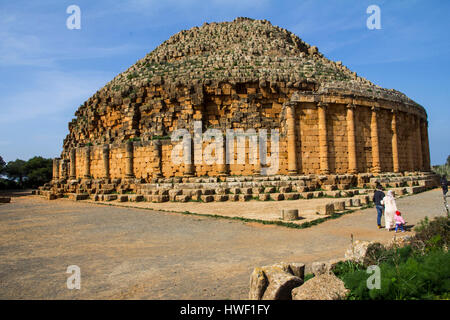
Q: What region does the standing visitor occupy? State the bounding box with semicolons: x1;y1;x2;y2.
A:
381;190;398;230
372;183;385;229
441;175;448;195
394;211;406;233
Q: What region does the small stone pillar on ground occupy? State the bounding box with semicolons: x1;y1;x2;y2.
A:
281;209;299;221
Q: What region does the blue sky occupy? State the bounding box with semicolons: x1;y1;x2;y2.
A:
0;0;449;165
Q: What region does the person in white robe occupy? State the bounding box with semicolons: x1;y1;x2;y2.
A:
381;190;397;230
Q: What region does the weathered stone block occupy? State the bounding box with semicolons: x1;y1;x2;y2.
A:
333;201;345;211
239;194;252;202
69;193;89;201
284;193;299;200
129;194;144;202
201;195;214;202
316;203;334;215
270;193;284;201
214;195;228;202
292;273;349;300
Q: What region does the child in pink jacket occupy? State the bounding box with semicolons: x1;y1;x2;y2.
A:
394;211;406;232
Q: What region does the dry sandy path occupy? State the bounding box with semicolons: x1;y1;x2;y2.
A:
0;188;445;299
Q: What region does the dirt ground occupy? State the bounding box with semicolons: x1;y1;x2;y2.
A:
0;188;445;299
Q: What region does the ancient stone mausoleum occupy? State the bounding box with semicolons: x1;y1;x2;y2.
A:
45;18;436;201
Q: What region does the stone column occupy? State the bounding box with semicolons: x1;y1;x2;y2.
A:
84;146;91;179
102;144;110;180
52;158;60;181
370;107;381;174
184;138;195;177
421;120;431;171
218;135;228;176
346;104;357;174
152;140;163;178
125;140;135;179
60;160;69;180
317;102;329;174
286;103;298;175
69;148;76;180
407;115;415;172
391;111;400;173
415;116;423;171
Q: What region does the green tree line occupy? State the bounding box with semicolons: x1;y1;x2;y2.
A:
432;155;450;177
0;155;52;189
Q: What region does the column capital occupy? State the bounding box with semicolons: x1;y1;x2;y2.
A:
371;106;379;112
285;101;297;108
346;104;356;109
317;102;328;109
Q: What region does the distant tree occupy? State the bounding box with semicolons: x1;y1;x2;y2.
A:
23;156;52;188
447;155;450;166
4;159;26;185
0;156;5;174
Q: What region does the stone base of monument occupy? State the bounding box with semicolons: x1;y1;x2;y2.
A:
38;172;440;205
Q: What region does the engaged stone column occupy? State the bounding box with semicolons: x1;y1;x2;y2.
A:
346;104;357;174
61;160;69;180
102;144;110;180
218;135;228;176
125;140;135;179
152;140;163;178
52;158;60;181
317;102;329;174
407;115;415;172
370;107;381;174
184;138;195;177
415;116;423;171
69;148;76;180
84;146;91;179
286;103;298;175
391;111;400;173
421;120;431;171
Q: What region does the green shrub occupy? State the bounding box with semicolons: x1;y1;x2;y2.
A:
411;216;449;253
340;248;450;300
332;260;365;278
